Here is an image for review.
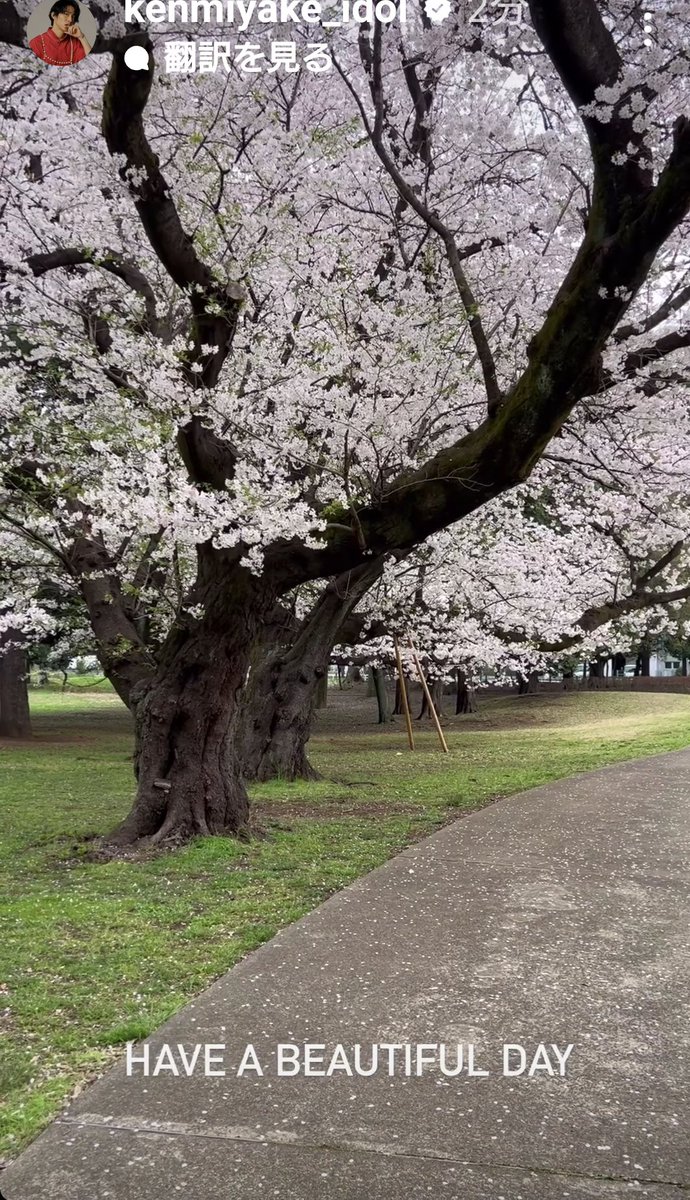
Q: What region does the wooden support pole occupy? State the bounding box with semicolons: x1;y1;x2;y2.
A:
394;637;415;751
408;635;449;754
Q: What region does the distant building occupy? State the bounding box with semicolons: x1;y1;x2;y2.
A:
648;651;685;677
615;649;687;678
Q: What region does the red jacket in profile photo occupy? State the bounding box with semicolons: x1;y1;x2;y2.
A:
29;0;91;65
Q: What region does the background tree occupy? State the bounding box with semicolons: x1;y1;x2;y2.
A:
0;533;58;737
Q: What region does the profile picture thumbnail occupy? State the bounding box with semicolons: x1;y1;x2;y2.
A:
27;0;97;66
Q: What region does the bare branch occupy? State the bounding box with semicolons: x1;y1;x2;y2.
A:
616;281;690;342
623;329;690;375
26;247;164;337
634;539;684;589
102;48;244;387
67;530;156;707
527;0;654;232
335;33;503;417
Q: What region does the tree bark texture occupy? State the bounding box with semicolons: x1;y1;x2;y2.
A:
418;678;445;719
587;657;608;688
393;675;411;716
372;668;393;724
342;664;363;688
106;559;270;847
518;670;541;696
315;673;329;709
241;644;323;783
456;670;478;714
240;563;382;783
0;632;31;738
635;645;651;676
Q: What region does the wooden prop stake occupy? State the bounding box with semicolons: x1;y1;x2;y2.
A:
394;637;415;751
408;634;449;754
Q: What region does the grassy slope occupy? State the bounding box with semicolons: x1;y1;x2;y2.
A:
1;687;690;1161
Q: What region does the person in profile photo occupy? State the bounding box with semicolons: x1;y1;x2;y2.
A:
29;0;93;65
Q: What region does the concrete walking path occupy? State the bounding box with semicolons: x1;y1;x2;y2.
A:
4;750;690;1198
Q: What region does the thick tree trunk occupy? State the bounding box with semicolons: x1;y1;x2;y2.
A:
518;670;540;696
562;667;577;691
106;564;270;848
372;668;393;724
612;651;626;677
587;657;607;688
342;664;362;688
456;670;478;714
418;678;445;719
315;673;329;709
635;645;651;676
241;563;382;783
0;634;32;738
394;675;411;716
241;647;323;783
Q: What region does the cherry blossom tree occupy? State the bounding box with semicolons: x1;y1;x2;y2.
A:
1;0;689;845
344;480;690;703
0;531;58;736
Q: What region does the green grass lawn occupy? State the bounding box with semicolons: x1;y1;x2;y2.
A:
28;672;114;693
2;686;690;1162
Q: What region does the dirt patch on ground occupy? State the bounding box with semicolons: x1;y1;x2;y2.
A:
253;795;505;826
313;684;504;736
253;799;424;822
0;738;37;751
